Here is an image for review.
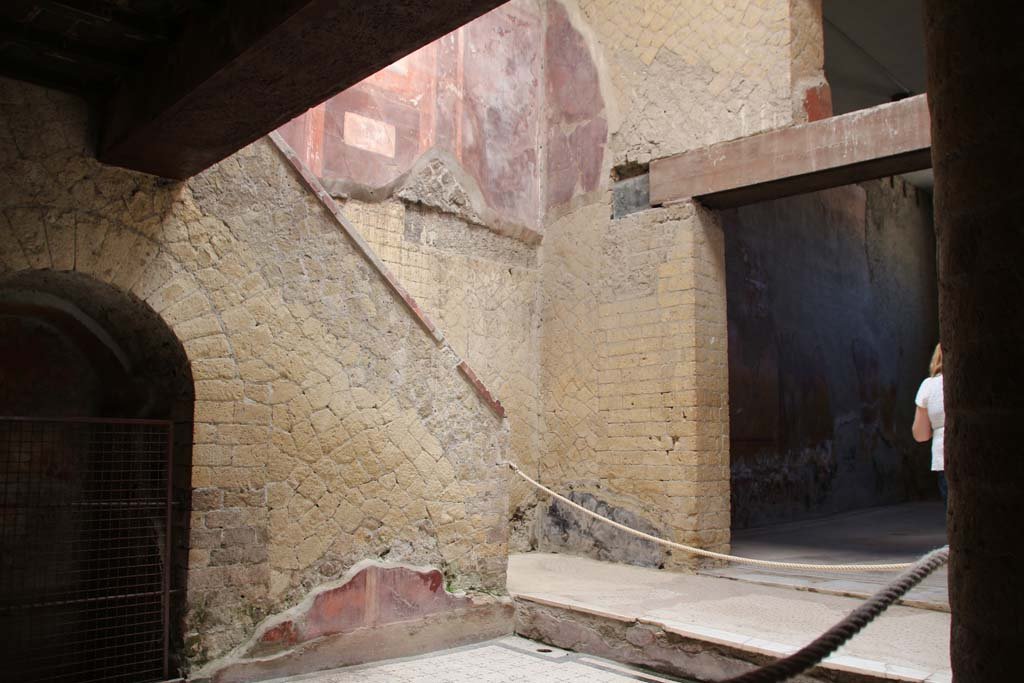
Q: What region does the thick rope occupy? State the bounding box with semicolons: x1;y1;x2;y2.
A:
721;546;950;682
509;463;916;572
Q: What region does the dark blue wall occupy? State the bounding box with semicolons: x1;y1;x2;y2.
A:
723;179;938;529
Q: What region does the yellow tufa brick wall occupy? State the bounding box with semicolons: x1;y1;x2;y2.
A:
0;0;832;661
526;0;826;565
540;201;730;567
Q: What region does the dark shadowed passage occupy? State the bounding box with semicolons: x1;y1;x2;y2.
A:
722;179;938;529
0;270;194;681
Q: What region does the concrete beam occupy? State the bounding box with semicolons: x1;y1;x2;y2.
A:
649;94;931;209
97;0;506;179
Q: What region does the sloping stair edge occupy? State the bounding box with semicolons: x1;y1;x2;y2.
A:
268;132;506;419
512;593;951;683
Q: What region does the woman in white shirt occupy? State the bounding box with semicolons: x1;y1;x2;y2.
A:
913;344;945;503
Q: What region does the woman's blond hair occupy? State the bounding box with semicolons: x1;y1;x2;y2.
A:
929;343;943;377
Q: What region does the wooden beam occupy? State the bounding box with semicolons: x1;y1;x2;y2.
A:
97;0;507;179
35;1;173;43
649;94;932;209
0;26;133;73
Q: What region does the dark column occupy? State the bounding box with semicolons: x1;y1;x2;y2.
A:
923;2;1024;679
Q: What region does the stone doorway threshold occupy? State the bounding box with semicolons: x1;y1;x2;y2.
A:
508;553;951;682
709;503;948;612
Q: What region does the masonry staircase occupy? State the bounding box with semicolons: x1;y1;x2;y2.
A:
257;133;951;683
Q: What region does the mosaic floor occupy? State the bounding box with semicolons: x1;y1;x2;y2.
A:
268;636;688;683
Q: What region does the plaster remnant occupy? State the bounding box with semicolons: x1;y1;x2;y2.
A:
197;560;513;682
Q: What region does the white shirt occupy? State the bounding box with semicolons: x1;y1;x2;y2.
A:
915;374;945;471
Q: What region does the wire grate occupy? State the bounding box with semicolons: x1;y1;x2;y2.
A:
1;418;173;683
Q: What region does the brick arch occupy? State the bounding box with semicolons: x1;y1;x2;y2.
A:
0;268;198;417
0;265;200;676
0;197;256;418
0;201;277;655
4;86;512;664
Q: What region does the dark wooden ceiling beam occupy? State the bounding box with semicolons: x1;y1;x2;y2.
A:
0;60;100;95
97;0;508;179
649;94;932;209
0;25;135;73
36;1;174;42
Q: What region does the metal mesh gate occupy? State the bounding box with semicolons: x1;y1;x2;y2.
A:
0;418;173;683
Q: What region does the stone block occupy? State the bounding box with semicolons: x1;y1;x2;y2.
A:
612;174;651;219
205;508;252;529
193;487;226;511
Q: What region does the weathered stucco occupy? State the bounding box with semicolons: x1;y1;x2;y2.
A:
0;76;510;670
545;0;610;211
198;560;512;682
568;0;827;167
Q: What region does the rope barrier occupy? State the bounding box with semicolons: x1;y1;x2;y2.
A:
508;463;918;572
508;462;950;681
721;546;950;682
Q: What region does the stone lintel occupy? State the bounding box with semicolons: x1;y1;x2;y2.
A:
98;0;507;179
649;94;931;209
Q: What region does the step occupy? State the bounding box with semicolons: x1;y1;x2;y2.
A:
514;594;948;683
697;566;948;613
508;553;951;683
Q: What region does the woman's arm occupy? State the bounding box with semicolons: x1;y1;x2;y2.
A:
912;406;932;442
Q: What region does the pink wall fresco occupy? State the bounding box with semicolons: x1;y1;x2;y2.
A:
278;0;544;231
544;0;607;210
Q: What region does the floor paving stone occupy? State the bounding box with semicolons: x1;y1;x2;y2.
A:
266;636;690;683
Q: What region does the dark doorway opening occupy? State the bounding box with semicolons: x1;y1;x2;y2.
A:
0;271;194;682
721;180;939;531
710;180;947;608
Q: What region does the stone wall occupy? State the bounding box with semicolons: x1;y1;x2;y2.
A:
340;197;543;531
526;0;826;564
275;1;826;571
534;201;730;567
723;178;938;528
0;0;947;675
0;77;510;670
274;0;548;535
563;0;826;168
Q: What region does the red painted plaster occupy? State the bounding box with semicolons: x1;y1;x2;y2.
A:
247;564;476;658
803;83;834;122
258;620;299;648
544;1;607;210
458;361;506;419
277;1;543;232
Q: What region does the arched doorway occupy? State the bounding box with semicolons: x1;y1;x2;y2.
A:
0;270;194;683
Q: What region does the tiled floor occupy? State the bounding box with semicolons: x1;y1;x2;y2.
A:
266;637;688;683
